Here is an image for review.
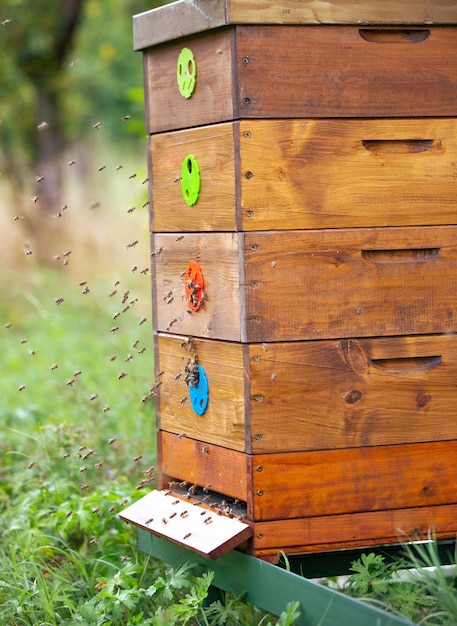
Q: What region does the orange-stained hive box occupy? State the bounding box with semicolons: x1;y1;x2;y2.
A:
124;0;457;561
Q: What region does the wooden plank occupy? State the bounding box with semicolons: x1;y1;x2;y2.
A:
249;334;457;452
251;441;457;521
236;26;457;118
250;504;457;557
159;431;249;501
120;490;251;559
144;29;235;134
134;1;457;50
153;232;243;341
228;0;457;26
150;123;237;232
156;334;246;451
244;226;457;341
239;118;457;230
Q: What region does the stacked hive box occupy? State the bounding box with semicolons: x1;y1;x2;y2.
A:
127;0;457;560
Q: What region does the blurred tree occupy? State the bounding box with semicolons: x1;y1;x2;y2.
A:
0;0;150;262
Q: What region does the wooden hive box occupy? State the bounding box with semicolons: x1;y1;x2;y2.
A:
121;0;457;561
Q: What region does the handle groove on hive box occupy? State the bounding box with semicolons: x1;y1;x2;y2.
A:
362;248;440;263
370;356;442;373
358;29;430;43
361;139;434;154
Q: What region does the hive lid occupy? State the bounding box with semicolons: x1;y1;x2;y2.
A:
120;489;252;559
133;0;457;50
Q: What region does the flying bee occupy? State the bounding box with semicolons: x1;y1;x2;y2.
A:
89;393;98;401
92;121;102;129
89;538;98;545
66;379;75;387
27;461;35;469
169;512;177;519
92;507;100;514
131;265;138;273
82;286;90;295
68;159;76;166
62;453;70;459
121;556;130;563
125;354;133;362
139;317;147;326
118;372;127;380
138;348;146;355
161;518;168;525
133;455;142;462
115;164;123;171
103;406;110;412
180;510;189;518
150;247;163;257
108;438;117;445
122;115;131;121
126;240;138;248
65;511;73;518
79;466;87;473
110;326;119;333
32;195;39;203
35;175;44;183
203;517;213;525
128;173;137;179
183;533;191;540
179;397;187;405
132;339;140;349
140;268;149;275
109;290;117;298
127;206;135;213
18;385;26;392
109;505;117;513
122;305;130;313
203;484;212;494
55;297;64;305
74;370;82;377
110;355;117;361
145;517;154;524
120;498;128;506
97;165;106;171
81;484;89;491
4;322;12;328
50;364;58;370
94;462;103;469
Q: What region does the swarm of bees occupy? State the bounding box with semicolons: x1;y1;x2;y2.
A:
6;114;159;541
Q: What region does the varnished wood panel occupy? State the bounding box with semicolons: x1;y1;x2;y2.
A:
156;334;247;452
237;26;457;119
151;123;238;232
155;333;457;453
134;1;457;50
244;226;457;341
250;504;457;557
249;335;457;452
153;232;242;341
144;26;457;132
145;29;235;134
158;431;249;501
252;441;457;521
150;119;457;232
239;118;457;230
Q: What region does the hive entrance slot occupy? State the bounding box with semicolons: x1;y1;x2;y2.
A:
120;489;250;559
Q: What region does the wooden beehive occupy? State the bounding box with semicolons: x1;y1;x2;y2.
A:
122;0;457;561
